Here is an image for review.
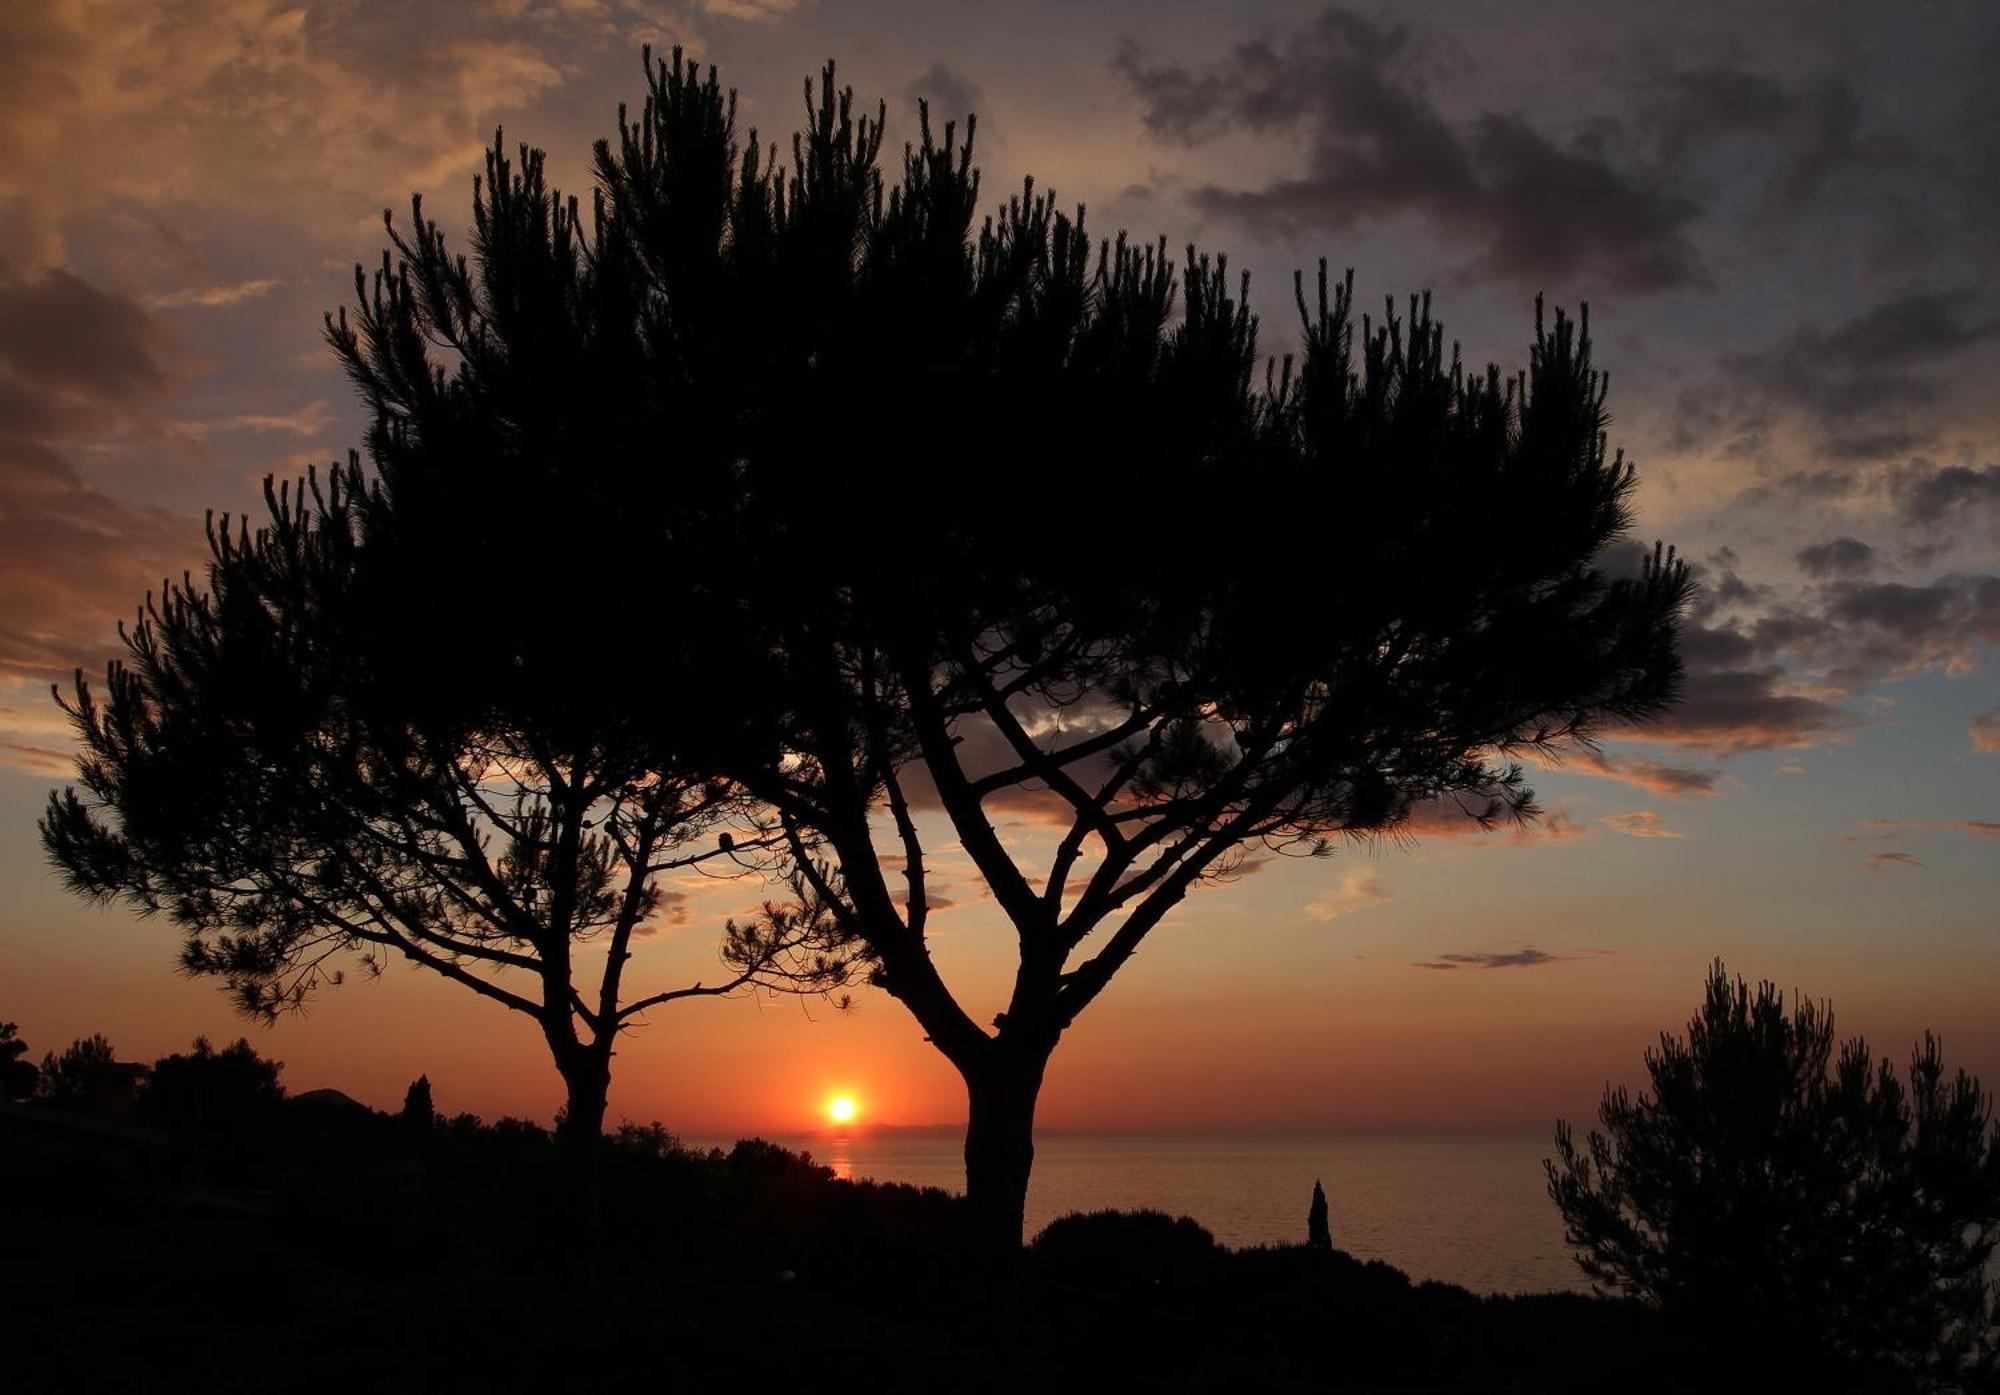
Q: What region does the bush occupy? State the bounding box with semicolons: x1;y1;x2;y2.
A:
1547;960;2000;1389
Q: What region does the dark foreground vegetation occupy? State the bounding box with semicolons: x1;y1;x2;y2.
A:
5;1067;1668;1394
10;1023;1994;1393
1551;964;2000;1390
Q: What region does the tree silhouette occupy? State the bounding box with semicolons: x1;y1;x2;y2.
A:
1547;962;2000;1388
1308;1180;1332;1251
137;1036;286;1173
583;57;1688;1255
1;1022;37;1102
44;45;1689;1266
402;1074;436;1131
41;459;856;1272
34;1032;133;1113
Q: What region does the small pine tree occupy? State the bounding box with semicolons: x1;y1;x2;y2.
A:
1548;961;2000;1388
1307;1179;1332;1250
401;1074;436;1130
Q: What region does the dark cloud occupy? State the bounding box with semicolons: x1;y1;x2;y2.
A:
1863;851;1922;873
1631;618;1847;755
0;264;197;747
1643;66;1881;210
1619;566;2000;758
1683;290;1999;474
1723;291;1996;433
1583;552;1863;758
1564;749;1723;799
1890;460;2000;526
631;888;699;939
905;62;983;127
1113;8;1702;291
1819;291;1996;368
896;706;1123;829
1648;66;1794;155
1413;947;1561;971
0;267;167;410
1817;575;2000;681
1795;536;1876;579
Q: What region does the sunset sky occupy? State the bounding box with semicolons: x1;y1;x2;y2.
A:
2;0;1994;1138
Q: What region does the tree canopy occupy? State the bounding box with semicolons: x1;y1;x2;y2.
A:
1;1021;38;1102
1548;961;2000;1388
44;46;1690;1261
42;466;854;1138
33;1032;129;1112
563;53;1690;1251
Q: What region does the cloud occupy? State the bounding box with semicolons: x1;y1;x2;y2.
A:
1560;748;1723;800
1303;865;1388;922
0;449;194;686
1700;292;1997;463
0;267;167;408
1642;66;1881;211
1601;810;1682;839
1526;811;1590;845
143;277;283;310
0;261;200;771
1862;851;1922;873
1112;7;1702;291
631;887;698;939
171;400;335;438
1629;617;1847;755
1618;565;2000;758
1397;800;1588;846
1850;818;2000;842
1413;947;1562;971
896;708;1112;829
697;0;801;18
1816;575;2000;682
1891;460;2000;526
1795;536;1876;579
905;62;983;125
0;2;575;277
1974;706;2000;754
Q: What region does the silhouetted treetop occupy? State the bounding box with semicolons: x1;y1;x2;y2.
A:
1;1021;38;1102
293;46;1691;1254
1549;962;2000;1388
42;45;1690;1262
402;1074;436;1130
34;1032;136;1114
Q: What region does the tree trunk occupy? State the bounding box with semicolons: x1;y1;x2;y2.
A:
962;1051;1049;1268
555;1060;610;1283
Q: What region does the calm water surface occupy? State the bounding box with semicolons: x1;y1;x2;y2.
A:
689;1130;1582;1295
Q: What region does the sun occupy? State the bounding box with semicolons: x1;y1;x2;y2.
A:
827;1094;858;1126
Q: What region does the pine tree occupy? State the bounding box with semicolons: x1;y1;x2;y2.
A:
1548;962;2000;1387
45;46;1690;1267
401;1074;436;1131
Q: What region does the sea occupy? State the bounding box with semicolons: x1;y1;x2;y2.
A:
687;1129;1583;1295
